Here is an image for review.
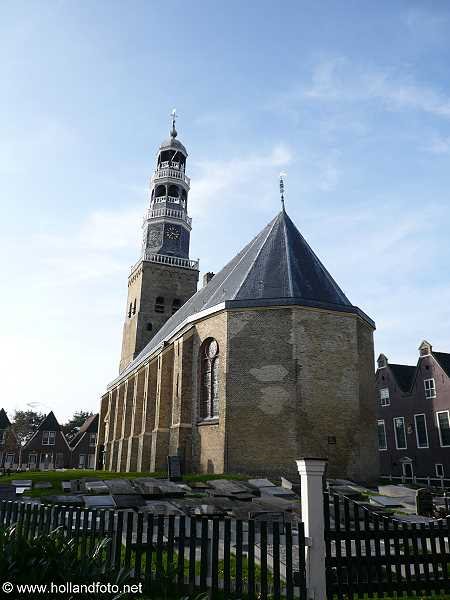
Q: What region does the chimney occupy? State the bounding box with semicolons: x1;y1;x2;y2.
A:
203;272;215;287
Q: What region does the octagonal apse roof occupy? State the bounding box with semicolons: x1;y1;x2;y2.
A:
110;210;374;386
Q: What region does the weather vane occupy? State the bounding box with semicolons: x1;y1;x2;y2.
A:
170;108;178;138
279;172;286;210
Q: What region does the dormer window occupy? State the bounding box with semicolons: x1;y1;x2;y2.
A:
380;388;390;407
377;354;388;369
424;378;436;399
42;431;56;446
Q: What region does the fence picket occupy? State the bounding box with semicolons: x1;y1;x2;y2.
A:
211;517;219;594
199;517;208;592
144;514;154;589
272;521;281;599
248;519;256;599
188;516;197;590
223;518;231;596
124;511;133;570
177;515;185;589
260;521;268;599
285;521;294;600
235;519;243;597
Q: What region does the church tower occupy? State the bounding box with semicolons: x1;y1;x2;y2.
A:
119;113;199;373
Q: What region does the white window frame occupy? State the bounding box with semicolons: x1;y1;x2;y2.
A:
393;416;407;450
379;387;390;407
42;431;56;446
435;463;444;478
5;453;14;465
402;462;414;478
414;413;429;449
28;453;37;465
377;420;387;451
424;378;436;399
79;454;86;468
89;433;97;447
436;410;450;448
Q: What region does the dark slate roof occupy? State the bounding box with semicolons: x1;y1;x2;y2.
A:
0;409;11;429
69;414;98;448
159;137;188;156
389;364;416;392
110;210;374;387
433;352;450;377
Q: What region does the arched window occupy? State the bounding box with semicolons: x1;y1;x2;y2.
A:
200;338;219;420
128;302;132;318
172;298;181;314
155;296;165;313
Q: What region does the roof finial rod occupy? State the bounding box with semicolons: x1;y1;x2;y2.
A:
279;172;286;211
170;108;178;139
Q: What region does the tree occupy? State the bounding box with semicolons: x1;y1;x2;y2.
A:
63;410;94;440
12;410;45;445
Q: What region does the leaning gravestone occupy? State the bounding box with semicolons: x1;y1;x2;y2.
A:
416;488;434;517
167;455;182;482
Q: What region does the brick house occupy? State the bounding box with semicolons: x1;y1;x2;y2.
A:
375;340;450;480
21;411;71;470
0;409;21;470
69;414;98;469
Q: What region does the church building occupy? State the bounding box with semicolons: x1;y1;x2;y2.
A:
96;117;379;481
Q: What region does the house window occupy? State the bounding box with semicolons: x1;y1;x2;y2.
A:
146;322;153;331
42;431;56;446
87;454;95;469
155;296;165;313
89;433;97;447
435;463;445;478
56;453;64;468
0;430;5;445
379;388;390;407
424;378;436;399
199;338;220;420
5;454;14;466
29;453;37;465
393;417;407;450
377;420;387;450
79;454;86;468
172;299;181;314
414;414;429;448
436;411;450;447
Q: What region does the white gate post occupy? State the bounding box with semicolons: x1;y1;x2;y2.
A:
296;458;327;600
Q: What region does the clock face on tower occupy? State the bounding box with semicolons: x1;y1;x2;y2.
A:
165;225;181;240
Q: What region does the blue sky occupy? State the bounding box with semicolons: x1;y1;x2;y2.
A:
2;1;450;421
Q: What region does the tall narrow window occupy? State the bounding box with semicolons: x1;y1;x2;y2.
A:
393;417;407;450
377;420;387;450
155;297;165;313
437;411;450;447
199;339;220;420
128;302;132;318
132;298;137;315
379;388;390;407
172;298;181;314
424;378;436;399
414;414;429;448
436;463;445;478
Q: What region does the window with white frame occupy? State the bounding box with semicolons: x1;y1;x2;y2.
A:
89;433;97;447
414;414;429;448
436;411;450;447
424;378;436;399
377;420;387;450
393;417;407;450
435;464;444;478
42;431;56;446
379;388;390;407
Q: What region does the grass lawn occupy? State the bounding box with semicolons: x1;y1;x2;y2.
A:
0;470;248;498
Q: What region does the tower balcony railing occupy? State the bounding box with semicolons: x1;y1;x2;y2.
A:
151;168;190;186
153;195;186;206
144;207;192;227
143;252;199;270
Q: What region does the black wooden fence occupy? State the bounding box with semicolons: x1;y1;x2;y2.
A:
0;500;307;599
324;491;450;598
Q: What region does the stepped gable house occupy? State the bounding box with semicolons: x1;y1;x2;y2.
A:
0;409;20;470
376;341;450;480
96;118;379;481
21;411;71;470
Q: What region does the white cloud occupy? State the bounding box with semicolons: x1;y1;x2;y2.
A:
423;135;450;155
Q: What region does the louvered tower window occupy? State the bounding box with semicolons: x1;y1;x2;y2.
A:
200;339;219;420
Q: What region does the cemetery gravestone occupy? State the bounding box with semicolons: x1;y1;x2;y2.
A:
167;456;182;482
416;488;434;517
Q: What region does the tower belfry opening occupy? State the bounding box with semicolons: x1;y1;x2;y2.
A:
119;115;199;373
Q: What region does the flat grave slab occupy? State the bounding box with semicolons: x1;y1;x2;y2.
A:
103;479;136;494
370;496;404;508
138;500;184;515
83;495;115;508
35;482;52;489
189;481;211;490
11;480;32;488
207;480;249;494
378;485;416;499
247;479;275;489
15;487;31;495
113;494;146;509
44;495;84;506
85;481;109;494
232;492;255;502
252;496;300;513
132;481;164;498
329;485;363;499
259;486;298;500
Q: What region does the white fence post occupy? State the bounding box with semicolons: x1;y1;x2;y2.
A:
296;458;327;600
